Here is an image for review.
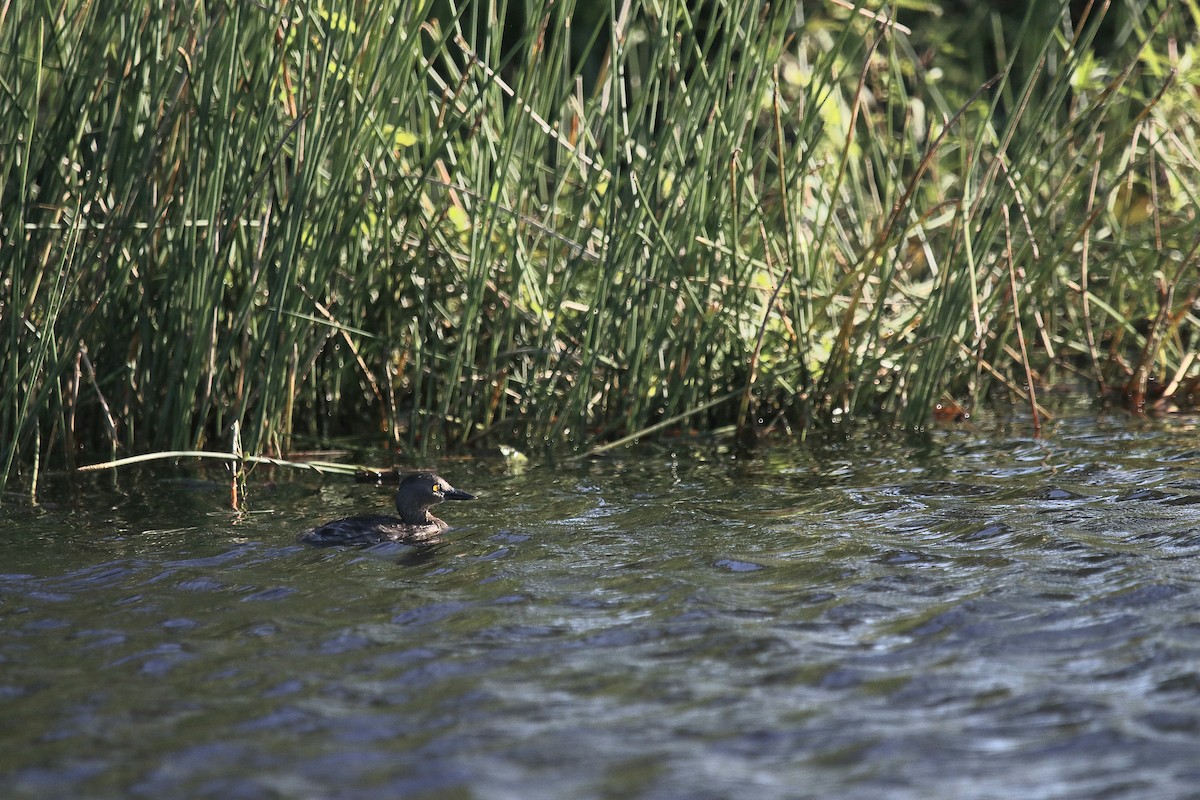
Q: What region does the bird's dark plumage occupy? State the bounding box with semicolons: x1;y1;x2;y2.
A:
298;472;475;546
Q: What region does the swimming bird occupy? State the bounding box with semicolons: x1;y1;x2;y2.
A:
298;472;476;546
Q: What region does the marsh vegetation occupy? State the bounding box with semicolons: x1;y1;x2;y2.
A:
3;0;1198;488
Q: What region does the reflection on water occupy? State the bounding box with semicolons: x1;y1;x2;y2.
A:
2;413;1200;799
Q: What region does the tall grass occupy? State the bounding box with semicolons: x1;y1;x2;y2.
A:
3;0;1199;489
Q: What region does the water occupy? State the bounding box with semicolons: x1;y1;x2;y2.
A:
3;413;1200;799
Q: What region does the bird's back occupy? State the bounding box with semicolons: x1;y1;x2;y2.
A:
297;514;447;546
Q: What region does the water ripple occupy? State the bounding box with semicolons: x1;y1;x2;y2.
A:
3;420;1200;798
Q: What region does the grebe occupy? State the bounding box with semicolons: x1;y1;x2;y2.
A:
298;472;475;546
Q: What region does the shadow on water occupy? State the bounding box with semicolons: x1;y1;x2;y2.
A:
3;412;1200;798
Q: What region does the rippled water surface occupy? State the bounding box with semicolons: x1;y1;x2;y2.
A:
3;414;1200;799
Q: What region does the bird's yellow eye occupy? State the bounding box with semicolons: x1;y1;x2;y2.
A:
432;484;441;492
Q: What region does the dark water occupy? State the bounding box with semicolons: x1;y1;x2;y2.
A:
3;413;1200;799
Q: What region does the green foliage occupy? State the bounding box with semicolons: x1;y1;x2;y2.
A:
3;0;1199;488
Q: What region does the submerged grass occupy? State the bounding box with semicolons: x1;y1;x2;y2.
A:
2;0;1199;489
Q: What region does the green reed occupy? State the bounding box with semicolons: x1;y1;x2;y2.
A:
2;0;1198;490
